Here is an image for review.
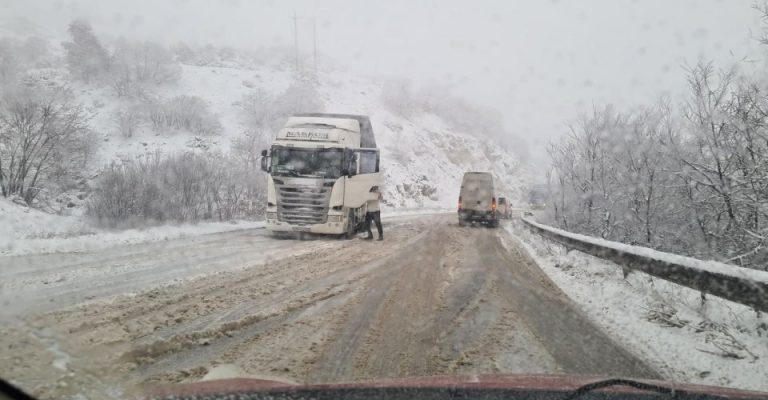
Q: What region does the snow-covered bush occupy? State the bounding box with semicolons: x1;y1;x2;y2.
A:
147;95;222;136
86;152;261;228
112;105;143;138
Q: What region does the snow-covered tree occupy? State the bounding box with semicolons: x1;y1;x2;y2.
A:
0;85;93;203
545;62;768;270
62;19;110;82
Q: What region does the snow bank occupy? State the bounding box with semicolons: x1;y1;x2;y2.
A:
0;197;88;245
2;214;263;257
507;221;768;392
2;196;264;256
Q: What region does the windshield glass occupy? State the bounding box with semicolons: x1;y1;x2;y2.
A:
271;146;344;178
2;2;768;400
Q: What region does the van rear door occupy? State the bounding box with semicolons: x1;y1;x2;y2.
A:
460;173;494;212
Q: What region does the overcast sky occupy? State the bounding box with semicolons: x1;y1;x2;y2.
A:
1;0;765;168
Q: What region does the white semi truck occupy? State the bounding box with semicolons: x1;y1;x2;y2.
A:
260;113;381;237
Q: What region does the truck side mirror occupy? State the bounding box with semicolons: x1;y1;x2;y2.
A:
260;150;270;172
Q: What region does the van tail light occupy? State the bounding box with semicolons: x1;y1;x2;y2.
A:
492;197;497;211
458;196;462;210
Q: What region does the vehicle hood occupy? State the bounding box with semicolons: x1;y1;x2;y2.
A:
149;373;767;399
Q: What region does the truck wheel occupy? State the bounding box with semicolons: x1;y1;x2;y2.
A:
271;231;290;240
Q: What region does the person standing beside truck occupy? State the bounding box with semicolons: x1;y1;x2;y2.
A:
365;187;383;240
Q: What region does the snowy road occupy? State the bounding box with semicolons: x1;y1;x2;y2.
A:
0;214;659;399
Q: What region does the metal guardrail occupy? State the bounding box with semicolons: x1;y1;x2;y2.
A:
521;217;768;313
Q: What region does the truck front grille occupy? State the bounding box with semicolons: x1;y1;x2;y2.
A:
275;181;332;225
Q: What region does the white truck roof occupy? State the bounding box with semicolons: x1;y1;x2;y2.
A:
285;116;361;132
274;117;358;147
291;113;377;148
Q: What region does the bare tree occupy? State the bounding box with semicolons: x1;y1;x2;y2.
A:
0;86;92;203
545;60;768;270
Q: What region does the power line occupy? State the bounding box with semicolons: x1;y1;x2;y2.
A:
312;17;318;76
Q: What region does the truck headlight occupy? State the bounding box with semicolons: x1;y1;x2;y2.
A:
328;215;343;222
267;212;278;220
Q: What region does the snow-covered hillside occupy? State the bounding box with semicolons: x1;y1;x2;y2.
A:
68;63;528;210
318;72;528;208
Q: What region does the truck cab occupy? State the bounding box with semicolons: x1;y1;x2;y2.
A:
260;114;380;236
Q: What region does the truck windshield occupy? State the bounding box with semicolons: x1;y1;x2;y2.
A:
271;147;344;178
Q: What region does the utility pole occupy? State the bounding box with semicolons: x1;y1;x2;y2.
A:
293;12;300;73
312;17;318;77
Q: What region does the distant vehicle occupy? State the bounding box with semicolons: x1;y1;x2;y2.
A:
497;197;511;219
260;113;381;237
528;184;548;205
458;172;499;228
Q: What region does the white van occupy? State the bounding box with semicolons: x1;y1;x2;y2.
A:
458;172;499;228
